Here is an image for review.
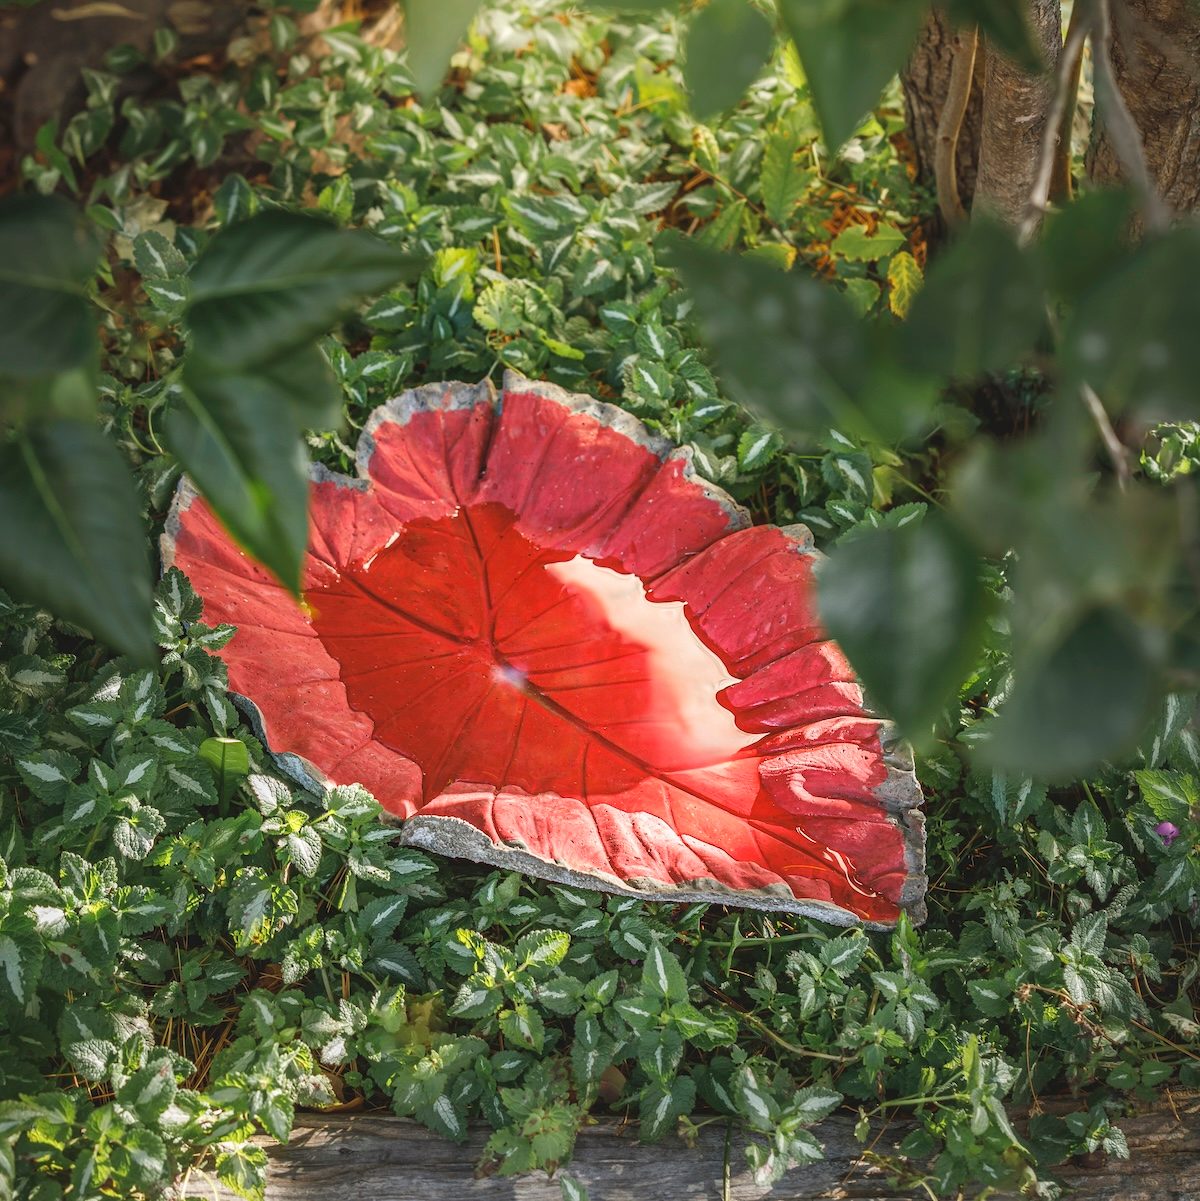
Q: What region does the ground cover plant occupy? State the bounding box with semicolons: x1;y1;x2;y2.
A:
1;1;1199;1198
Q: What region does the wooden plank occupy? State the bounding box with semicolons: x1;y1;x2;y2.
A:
185;1094;1200;1201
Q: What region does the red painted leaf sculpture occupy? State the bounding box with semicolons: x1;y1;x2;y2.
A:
163;373;925;925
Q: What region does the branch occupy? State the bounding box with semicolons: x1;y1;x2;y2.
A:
934;25;978;226
1048;2;1089;203
1019;1;1094;245
1080;380;1132;491
1092;0;1171;232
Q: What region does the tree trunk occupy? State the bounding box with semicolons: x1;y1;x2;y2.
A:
901;10;987;217
974;0;1063;225
1086;0;1200;214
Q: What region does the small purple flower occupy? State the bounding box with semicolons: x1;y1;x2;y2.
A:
1155;820;1180;847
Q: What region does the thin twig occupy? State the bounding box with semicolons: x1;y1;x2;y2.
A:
1092;0;1171;232
934;25;978;226
1080;380;1132;490
1020;1;1095;245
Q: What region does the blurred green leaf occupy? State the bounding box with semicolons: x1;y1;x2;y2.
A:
164;355;316;593
405;0;483;98
902;219;1045;381
984;606;1161;780
778;0;927;150
0;195;101;378
1062;226;1200;421
185;212;422;369
682;0;774;118
1039;188;1136;303
0;420;153;662
668;235;867;433
818;512;987;739
945;0;1041;71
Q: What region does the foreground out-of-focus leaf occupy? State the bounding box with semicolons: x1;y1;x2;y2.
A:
818;512;988;740
404;0;484;98
1062;226;1200;421
0;195;101;378
778;0;927;150
984;606;1161;780
0;420;153;661
1039;188;1136;304
668;235;867;433
945;0;1041;71
185;212;423;368
683;0;774;118
902;219;1045;382
163;358;313;593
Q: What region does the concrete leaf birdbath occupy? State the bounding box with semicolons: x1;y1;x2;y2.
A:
163;372;925;926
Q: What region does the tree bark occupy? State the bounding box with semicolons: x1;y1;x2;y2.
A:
974;0;1064;226
1086;0;1200;214
901;10;987;217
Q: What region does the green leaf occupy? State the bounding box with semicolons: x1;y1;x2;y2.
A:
1135;770;1198;825
499;1003;545;1052
164;355;316;592
789;1085;842;1124
669;235;867;434
199;737;250;795
778;0;927;150
902;219;1045;381
683;0;774;118
185;212;422;369
887;250;922;317
133;229;186;280
560;1174;590;1201
515;929;571;969
0;924;43;1005
0;420;154;662
760;121;810;226
818;512;987;738
733;1065;778;1131
984;606;1161;779
639;1075;695;1142
946;0;1042;70
0;194;101;377
642;943;689;1004
405;0;483;97
1062;226;1200;420
832;224;905;262
1039;188;1136;304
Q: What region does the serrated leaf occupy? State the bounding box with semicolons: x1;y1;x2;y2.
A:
887;250;922;318
133;229;186;280
760;122;809;226
832;224;905;262
515;929;570;969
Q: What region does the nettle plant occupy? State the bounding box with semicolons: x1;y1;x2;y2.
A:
1;0;1200;1197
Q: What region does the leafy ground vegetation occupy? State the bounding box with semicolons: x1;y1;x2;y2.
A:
2;2;1199;1198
